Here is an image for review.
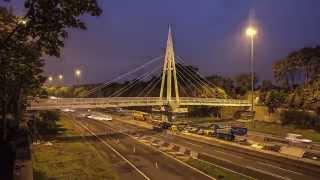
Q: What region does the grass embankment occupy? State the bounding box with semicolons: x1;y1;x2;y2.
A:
32;115;118;180
245;121;320;143
185;159;251;180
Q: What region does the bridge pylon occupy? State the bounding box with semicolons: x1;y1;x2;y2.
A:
159;26;180;109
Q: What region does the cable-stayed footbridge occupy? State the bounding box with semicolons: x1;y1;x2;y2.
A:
29;27;250;111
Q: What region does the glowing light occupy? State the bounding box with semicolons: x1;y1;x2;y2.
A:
19;19;27;25
246;26;257;37
75;69;81;77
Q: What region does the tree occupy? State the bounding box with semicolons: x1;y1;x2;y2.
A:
0;1;101;178
0;0;101;141
234;73;258;96
258;80;275;104
273;46;320;88
207;74;235;97
265;90;286;113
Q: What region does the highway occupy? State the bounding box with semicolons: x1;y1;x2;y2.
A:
67;113;214;180
89;112;320;180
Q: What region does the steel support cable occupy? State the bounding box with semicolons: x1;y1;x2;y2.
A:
144;77;161;97
83;55;163;97
109;66;161;97
109;67;160;97
175;55;219;88
176;69;206;97
177;70;206;98
175;57;219;97
109;69;155;97
177;80;190;97
175;70;195;96
176;69;201;95
138;74;161;97
110;72;154;98
176;55;231;98
137;71;161;97
175;60;213;90
175;62;212;94
85;56;162;97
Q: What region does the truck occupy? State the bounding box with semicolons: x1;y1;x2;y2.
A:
132;111;152;121
212;124;247;141
152;121;171;132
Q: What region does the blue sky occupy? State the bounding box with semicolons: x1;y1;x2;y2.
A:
3;0;320;85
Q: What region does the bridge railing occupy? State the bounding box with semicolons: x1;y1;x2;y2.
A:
28;97;250;110
179;97;250;106
29;97;167;109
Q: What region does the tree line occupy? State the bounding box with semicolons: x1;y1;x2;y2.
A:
0;1;102;179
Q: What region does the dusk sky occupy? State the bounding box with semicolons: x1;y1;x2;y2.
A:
3;0;320;85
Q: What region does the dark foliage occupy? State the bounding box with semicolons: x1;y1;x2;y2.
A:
280;109;320;131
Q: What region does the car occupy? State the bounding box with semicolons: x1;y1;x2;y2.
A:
285;133;312;144
61;108;75;112
78;113;90;118
87;115;112;121
197;129;204;135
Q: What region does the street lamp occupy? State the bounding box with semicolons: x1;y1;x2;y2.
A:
19;19;27;25
58;74;63;80
246;26;257;127
75;69;81;84
48;76;53;83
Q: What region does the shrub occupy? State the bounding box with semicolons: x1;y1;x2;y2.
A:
280;109;320;131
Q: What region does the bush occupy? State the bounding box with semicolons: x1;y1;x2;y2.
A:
280;109;320;131
33;111;61;136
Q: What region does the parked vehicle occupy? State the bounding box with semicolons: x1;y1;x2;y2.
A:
285;133;312;144
87;114;112;121
212;124;248;141
61;108;75;112
132;111;152;121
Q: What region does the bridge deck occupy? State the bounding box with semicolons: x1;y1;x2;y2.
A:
28;97;250;110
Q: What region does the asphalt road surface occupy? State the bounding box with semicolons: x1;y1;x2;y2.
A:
83;112;320;180
68;113;213;180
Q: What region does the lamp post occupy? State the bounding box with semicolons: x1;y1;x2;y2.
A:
48;76;53;84
75;69;81;85
58;74;63;80
58;74;63;85
246;26;257;127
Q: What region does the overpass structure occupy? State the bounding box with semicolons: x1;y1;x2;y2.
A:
29;27;250;111
28;97;250;110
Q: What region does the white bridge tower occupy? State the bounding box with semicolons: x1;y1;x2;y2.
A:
159;26;180;108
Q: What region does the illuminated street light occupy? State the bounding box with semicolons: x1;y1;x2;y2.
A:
246;26;257;37
75;69;81;77
58;74;63;80
48;76;53;82
18;19;27;25
75;69;82;84
246;26;257;127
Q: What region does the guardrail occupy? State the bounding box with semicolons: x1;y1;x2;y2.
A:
28;97;250;110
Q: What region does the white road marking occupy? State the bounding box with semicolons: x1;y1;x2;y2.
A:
208;155;234;164
246;166;291;180
71;119;151;180
99;121;216;180
257;162;303;176
184;141;203;148
213;149;243;159
197;159;257;180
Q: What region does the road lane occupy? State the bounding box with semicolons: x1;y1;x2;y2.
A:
97;115;320;180
71;114;214;180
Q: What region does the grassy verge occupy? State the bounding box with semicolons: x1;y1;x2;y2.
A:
185;158;251;180
245;121;320;142
32;114;118;180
